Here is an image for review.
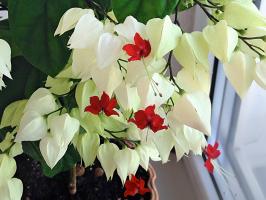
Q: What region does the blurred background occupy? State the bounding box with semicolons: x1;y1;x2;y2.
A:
152;1;266;200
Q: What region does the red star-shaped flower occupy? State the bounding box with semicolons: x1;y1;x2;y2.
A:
204;142;221;173
124;175;150;198
122;33;151;62
205;142;221;159
85;92;119;116
129;105;168;133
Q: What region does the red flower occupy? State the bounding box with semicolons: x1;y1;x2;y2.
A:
85;92;119;116
204;142;221;173
129;105;168;133
205;142;221;159
204;158;214;173
124;175;150;198
122;33;151;62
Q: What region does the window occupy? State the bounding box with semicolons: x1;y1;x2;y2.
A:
208;1;266;199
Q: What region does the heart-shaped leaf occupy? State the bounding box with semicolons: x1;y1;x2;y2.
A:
8;0;86;76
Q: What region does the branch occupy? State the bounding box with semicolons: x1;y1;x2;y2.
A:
87;0;118;24
194;0;219;23
69;165;77;195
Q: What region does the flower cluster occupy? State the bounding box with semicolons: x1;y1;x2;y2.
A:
0;1;265;199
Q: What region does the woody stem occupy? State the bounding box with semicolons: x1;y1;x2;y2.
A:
69;165;77;196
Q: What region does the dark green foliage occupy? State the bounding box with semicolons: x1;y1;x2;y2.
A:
112;0;180;23
8;0;86;77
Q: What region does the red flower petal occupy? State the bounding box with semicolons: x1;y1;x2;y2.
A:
128;55;141;62
129;105;167;133
144;105;156;118
205;142;221;159
130;110;149;129
84;105;101;115
124;181;138;197
134;33;146;48
150;114;168;133
143;40;151;57
139;179;151;195
85;96;101;115
122;44;140;57
100;92;110;108
204;158;214;173
124;176;150;198
85;92;119;117
214;142;219;149
123;33;151;62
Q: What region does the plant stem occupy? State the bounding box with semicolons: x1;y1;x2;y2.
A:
239;36;265;57
194;0;219;23
239;36;265;40
104;128;140;146
87;0;118;24
45;107;63;117
195;0;265;57
69;165;77;196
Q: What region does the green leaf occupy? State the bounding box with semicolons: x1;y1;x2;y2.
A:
94;0;111;12
0;100;27;129
23;141;80;177
24;68;47;98
0;20;21;57
112;0;180;23
0;57;46;119
8;0;86;77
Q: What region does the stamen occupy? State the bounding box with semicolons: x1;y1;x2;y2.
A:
141;59;163;98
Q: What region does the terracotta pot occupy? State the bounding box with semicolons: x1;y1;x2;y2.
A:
148;165;159;200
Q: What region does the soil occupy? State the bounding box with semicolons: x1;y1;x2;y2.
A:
15;155;152;200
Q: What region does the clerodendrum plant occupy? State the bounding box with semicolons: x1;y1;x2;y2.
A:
0;0;266;199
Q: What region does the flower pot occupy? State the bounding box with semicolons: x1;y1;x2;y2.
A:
16;155;159;200
148;165;159;200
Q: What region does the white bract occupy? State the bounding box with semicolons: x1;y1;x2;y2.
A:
223;2;266;29
24;88;57;115
97;142;119;180
114;148;140;184
171;92;211;136
40;114;80;169
15;88;57;142
224;51;255;98
255;59;266;89
0;154;23;200
203;20;238;63
55;8;92;36
146;16;182;59
0;39;12;91
15;111;48;142
115;16;146;42
68;11;104;49
176;67;210;94
238;26;266;58
174;31;209;72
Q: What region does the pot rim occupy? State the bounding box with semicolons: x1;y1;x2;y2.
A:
148;165;159;200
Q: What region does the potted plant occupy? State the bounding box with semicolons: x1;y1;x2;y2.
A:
0;0;265;199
